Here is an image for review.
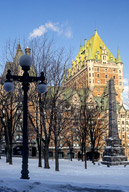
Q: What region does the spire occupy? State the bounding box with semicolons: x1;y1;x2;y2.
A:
80;39;82;47
84;39;87;49
94;27;97;35
14;41;23;60
87;42;93;60
116;48;122;63
17;41;22;50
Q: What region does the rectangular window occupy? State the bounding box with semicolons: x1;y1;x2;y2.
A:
105;75;108;78
103;56;106;60
97;74;100;78
97;67;99;72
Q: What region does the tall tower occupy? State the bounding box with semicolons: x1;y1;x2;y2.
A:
63;29;124;105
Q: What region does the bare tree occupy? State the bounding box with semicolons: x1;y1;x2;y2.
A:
87;106;108;164
0;89;22;164
28;36;71;170
0;39;25;164
73;88;108;167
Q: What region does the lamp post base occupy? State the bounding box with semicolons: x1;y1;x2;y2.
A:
21;169;29;179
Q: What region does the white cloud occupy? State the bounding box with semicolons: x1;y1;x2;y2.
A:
123;78;129;96
123;78;129;108
29;25;47;39
45;22;61;34
65;29;72;39
124;78;129;85
29;22;72;39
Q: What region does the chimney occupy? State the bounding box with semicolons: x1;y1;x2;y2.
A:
25;46;31;55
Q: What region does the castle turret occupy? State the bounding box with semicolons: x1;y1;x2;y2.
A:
116;48;123;104
25;46;31;55
116;48;122;64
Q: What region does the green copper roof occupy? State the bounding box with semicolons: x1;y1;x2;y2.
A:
87;43;93;60
75;30;116;62
116;48;122;63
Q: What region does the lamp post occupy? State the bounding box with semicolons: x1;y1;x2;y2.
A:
3;55;47;179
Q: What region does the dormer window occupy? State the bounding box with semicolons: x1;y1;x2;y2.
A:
103;56;106;60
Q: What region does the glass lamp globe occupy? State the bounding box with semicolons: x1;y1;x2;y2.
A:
19;55;32;68
38;83;47;94
3;81;14;92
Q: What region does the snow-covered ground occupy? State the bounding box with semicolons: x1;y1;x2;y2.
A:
0;157;129;192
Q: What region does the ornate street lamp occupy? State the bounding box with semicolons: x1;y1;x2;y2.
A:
3;54;47;179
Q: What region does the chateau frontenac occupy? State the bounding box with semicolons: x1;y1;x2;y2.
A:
63;29;123;105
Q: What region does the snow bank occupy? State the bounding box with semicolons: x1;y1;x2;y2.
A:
0;157;129;192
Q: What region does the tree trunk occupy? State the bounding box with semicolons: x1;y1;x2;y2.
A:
70;148;73;161
38;139;42;167
9;143;13;165
92;148;95;164
0;140;1;159
6;145;9;163
44;144;50;169
55;136;59;171
81;145;84;161
84;145;87;169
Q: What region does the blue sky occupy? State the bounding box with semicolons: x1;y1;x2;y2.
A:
0;0;129;96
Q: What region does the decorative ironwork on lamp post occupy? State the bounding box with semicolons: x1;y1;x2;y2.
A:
3;55;47;179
